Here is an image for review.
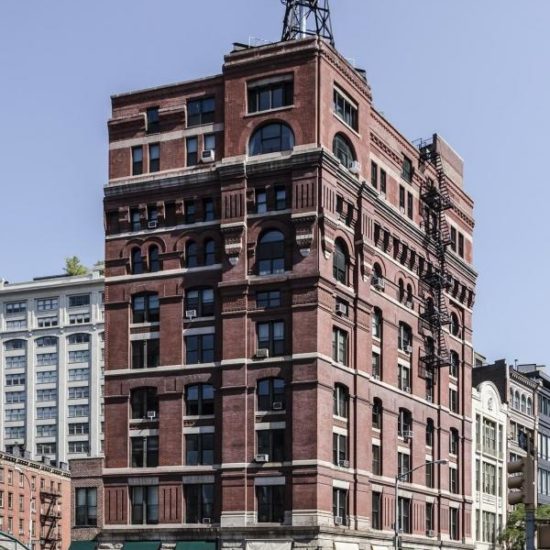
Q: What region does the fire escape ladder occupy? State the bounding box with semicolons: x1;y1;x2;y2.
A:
40;490;61;548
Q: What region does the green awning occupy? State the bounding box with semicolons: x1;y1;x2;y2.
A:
123;543;161;550
69;542;97;550
175;542;216;550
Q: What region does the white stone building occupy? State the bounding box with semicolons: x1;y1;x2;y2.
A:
472;379;508;548
0;268;104;466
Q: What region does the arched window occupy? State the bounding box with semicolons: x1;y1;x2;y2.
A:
332;133;355;169
185;287;214;317
372;308;382;339
131;248;144;275
131;387;158;419
449;350;460;378
398;322;412;352
521;395;527;413
333;240;348;284
186;241;198;268
514;391;520;410
4;339;26;351
398;279;405;302
450;313;460;337
36;336;58;348
372;263;384;290
527;397;533;415
257;378;285;412
185;384;214;416
204;239;216;266
372;398;382;430
149;245;160;273
132;293;159;324
426;418;434;447
257;230;285;275
249;122;295;156
333;384;349;419
398;408;412;438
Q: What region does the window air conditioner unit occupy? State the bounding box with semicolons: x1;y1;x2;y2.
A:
335;303;347;315
272;401;283;411
255;454;269;463
427;529;436;537
406;345;413;354
373;278;385;291
403;386;411;394
146;410;157;420
185;309;197;320
372;374;380;381
349;161;361;175
334;516;343;526
403;430;413;440
202;517;211;524
147;220;158;229
339;459;350;468
426;395;433;403
255;348;270;359
201;150;215;163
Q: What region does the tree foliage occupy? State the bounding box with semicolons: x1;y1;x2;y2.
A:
499;505;550;549
64;256;88;276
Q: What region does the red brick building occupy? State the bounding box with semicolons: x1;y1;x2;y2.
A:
0;451;70;550
75;25;476;550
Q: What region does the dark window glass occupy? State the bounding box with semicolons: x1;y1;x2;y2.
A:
185;287;214;317
257;378;285;411
131;208;141;231
333;134;355;169
458;233;465;258
426;418;434;447
204;239;216;265
333;384;348;418
275;186;287;210
372;492;381;530
132;294;159;323
333;240;348;284
185;334;215;364
256;485;284;523
149;143;160;172
186;241;198;268
332;327;348;365
372;444;381;475
333;89;358;130
185;484;214;523
203;198;215;221
332;488;348;522
149;246;160;273
68;295;90;308
256;190;267;213
257;230;285;275
380;169;387;194
132;146;143;175
187;137;198;166
407;191;413;219
372;398;382;429
131;436;159;467
402;156;413;183
257;429;285;462
371;161;378;188
249;123;294;156
256;290;281;308
185;200;196;224
131;339;159;369
186;433;214;465
146;107;159;133
131;486;158;525
399;185;405;210
332;433;348;465
187;97;215;127
185;384;214;416
248;79;293;113
131;388;158;419
257;321;284;356
204;133;216;152
75;488;97;527
131;248;145;277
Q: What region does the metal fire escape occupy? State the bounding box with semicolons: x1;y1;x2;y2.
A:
417;136;453;387
281;0;335;46
40;487;62;550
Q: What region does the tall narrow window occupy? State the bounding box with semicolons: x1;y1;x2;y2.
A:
333;134;355;169
131;208;141;231
407;191;413;219
149;246;160;272
185;484;214;524
185;200;196;224
380;169;387;195
333;240;348;284
186;241;198;268
186;137;198;166
333;88;358;130
372;398;382;430
149;143;160;172
131;248;144;275
257;230;285;275
185;384;214;416
132;294;159;324
372;307;382;339
257;378;285;411
132;146;143;175
257;321;285;357
256;485;284;523
333;384;349;418
204;239;216;266
372;492;382;530
131;486;158;525
332;488;348;523
371;161;378;188
203;198;215;221
332;328;348;365
146;107;159;133
402;156;413;183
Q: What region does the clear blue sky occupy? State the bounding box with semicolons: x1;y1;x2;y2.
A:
1;0;547;365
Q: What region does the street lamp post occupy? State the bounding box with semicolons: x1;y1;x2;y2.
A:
14;466;33;549
394;458;448;550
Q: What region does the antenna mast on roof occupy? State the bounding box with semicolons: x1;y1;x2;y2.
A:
281;0;335;46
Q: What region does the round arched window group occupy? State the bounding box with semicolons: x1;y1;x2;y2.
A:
249;123;294;156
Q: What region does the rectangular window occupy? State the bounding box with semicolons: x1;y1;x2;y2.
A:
37;316;58;328
380;169;387;195
68;404;89;418
275;185;287;210
185;483;214;523
5;301;26;315
68;423;89;435
130;208;142;232
407;191;413;219
398;364;411;392
149;143;160;172
68;350;90;363
372;491;382;529
36;388;56;402
185;334;214;364
402;156;413;183
131;486;159;525
68;386;89;399
36;443;56;455
372;444;381;475
332;433;348;466
6;319;26;330
449;508;459;540
372;352;381;379
131;436;159;467
256;189;267;213
68;368;89;381
256;290;281;309
5;409;25;421
257;429;285;462
36;425;56;437
426;502;434;533
458;233;465;258
248;78;293;113
75;487;97;527
187;97;215;127
69;441;89;454
204;133;216;153
132;339;160;369
256;485;284;523
36;298;58;311
186;137;198;166
146;107;159;133
333;88;358;130
333;488;348;523
68;294;90;308
450;226;457;251
399;185;405;211
132;294;159;323
5;427;25;439
398;497;411;533
257;321;285;357
426;460;434;488
398;452;411;482
450;466;459;494
203;198;215;221
184;199;196;224
449;388;459;412
132;146;143;175
185;433;214;465
371;161;378;188
332;328;348;365
5;374;25;386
